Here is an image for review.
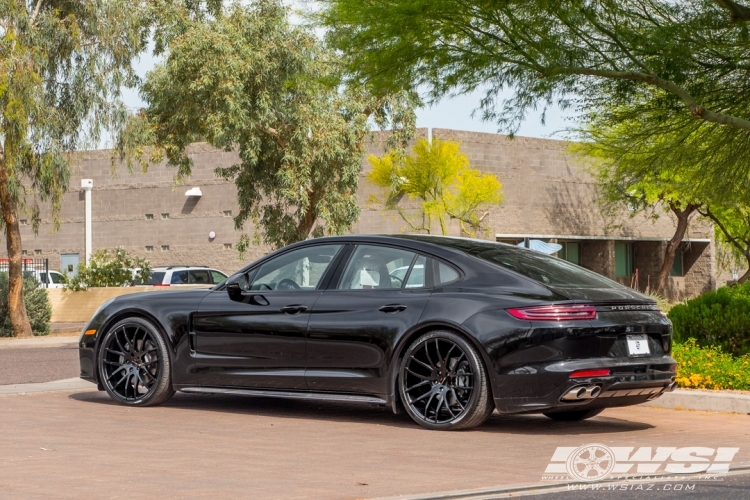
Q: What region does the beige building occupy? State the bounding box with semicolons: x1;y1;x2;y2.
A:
5;128;716;299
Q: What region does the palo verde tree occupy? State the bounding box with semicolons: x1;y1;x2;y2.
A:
368;138;503;236
319;0;750;190
118;0;416;252
573;109;707;294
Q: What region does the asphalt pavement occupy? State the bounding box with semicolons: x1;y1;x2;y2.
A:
0;345;80;385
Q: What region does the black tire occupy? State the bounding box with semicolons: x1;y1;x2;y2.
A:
98;317;175;406
399;330;494;430
543;408;605;421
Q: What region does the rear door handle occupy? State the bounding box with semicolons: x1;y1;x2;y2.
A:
280;305;309;314
379;304;407;313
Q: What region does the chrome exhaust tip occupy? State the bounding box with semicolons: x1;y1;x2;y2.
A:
561;385;602;401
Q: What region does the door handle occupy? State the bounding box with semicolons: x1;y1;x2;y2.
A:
280;304;309;314
379;304;407;313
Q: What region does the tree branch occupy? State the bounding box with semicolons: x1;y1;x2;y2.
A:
714;0;750;22
30;0;44;26
542;66;750;131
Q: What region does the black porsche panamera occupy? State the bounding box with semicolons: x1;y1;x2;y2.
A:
78;235;677;430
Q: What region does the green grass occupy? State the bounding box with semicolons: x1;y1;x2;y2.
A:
672;339;750;391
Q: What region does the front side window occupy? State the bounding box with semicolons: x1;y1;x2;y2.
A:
170;270;190;284
338;245;417;290
250;244;342;291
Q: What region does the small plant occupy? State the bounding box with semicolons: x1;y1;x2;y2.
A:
0;274;52;337
667;282;750;356
672;340;750;391
64;247;152;291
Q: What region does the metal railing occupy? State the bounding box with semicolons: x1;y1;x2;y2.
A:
0;258;51;287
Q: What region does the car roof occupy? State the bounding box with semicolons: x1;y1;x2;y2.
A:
152;266;219;271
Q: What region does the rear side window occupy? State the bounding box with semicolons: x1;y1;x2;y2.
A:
171;271;189;284
210;270;227;284
147;272;166;285
405;256;426;288
436;262;459;285
189;270;211;284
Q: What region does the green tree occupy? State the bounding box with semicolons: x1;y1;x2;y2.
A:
0;273;51;337
319;0;750;190
368;138;503;236
573;116;704;294
0;0;157;337
64;247;152;291
118;0;416;252
700;204;750;283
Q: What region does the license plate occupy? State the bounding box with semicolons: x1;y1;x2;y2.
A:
627;334;650;356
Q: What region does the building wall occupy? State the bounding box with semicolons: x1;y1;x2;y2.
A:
2;129;720;298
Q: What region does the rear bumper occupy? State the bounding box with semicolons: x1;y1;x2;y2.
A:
494;355;677;414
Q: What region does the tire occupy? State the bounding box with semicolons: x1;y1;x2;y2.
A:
98;317;175;406
399;330;494;430
543;408;605;421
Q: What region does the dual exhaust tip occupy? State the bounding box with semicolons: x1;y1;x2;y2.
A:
561;384;601;402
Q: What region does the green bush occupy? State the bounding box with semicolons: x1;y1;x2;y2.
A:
673;340;750;391
0;274;52;337
65;247;151;291
667;282;750;356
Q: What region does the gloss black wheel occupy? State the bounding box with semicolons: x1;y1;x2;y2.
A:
399;330;494;430
543;408;604;421
98;317;174;406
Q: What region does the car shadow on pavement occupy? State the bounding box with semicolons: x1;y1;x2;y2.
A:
69;391;654;434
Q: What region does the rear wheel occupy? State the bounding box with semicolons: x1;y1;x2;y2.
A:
543;408;604;421
399;330;494;430
98;317;174;406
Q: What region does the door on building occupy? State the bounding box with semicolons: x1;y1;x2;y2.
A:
60;254;80;277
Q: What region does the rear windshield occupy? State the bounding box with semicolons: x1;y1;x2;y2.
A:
147;272;166;285
398;236;620;289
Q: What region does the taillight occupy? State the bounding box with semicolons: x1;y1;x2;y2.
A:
506;304;597;321
570;369;610;378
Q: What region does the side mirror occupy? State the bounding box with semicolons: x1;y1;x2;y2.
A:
226;273;249;302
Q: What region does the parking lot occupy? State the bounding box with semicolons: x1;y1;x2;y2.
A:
3;383;750;499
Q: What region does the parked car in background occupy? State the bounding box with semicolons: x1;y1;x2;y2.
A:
31;270;67;288
135;266;228;286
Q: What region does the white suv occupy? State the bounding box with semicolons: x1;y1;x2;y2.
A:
139;266;228;286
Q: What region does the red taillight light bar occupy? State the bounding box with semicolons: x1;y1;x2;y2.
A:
570;369;610;378
506;304;597;321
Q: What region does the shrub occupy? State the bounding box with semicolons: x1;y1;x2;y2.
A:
672;339;750;391
0;274;52;337
667;282;750;356
65;247;151;291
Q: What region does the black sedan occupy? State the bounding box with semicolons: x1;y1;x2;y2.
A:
78;235;677;430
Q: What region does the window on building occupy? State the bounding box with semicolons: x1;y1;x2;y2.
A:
224;243;232;249
223;210;232;217
670;248;684;277
21;250;28;256
161;245;169;251
34;249;42;255
145;214;154;220
20;219;28;225
558;242;580;265
615;242;634;277
145;246;154;252
161;213;170;219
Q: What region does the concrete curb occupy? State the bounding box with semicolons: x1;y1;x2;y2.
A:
0;377;95;396
643;388;750;414
0;335;78;350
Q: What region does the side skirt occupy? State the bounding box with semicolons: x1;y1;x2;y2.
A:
179;386;388;405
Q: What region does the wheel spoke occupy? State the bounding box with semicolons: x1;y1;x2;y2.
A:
406;368;431;380
434;339;444;366
424;392;436;421
140;359;158;367
409;356;432;371
449;388;466;410
411;389;434;404
406;380;430;392
107;365;126;381
114;329;127;353
442;395;455;419
423;343;436;369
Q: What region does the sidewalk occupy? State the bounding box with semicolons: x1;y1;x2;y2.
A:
0;377;94;396
0;334;78;350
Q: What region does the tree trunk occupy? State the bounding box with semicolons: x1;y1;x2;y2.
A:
739;258;750;284
655;204;698;295
0;154;33;338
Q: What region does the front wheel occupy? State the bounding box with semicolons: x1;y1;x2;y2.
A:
98;317;174;406
543;408;604;421
399;330;494;430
